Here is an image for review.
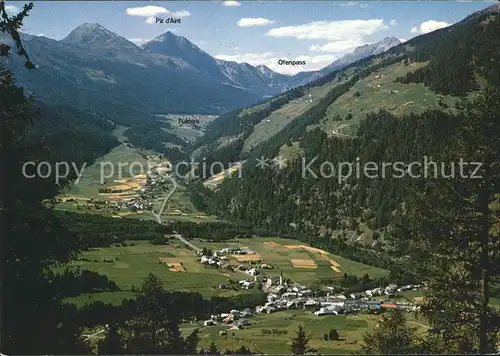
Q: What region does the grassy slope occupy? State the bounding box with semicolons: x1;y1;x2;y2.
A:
198;237;387;283
242;79;343;152
57;144;149;199
318;61;458;136
63;240;254;304
54;128;213;221
62;237;386;306
181;310;428;354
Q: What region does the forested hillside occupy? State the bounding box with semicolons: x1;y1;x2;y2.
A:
192;7;500;169
190;9;500;248
395;11;500;95
27;103;118;167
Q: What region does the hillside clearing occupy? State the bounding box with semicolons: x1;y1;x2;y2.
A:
318;61;459;136
243;80;342;152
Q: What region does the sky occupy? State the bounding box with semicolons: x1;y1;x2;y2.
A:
5;0;495;75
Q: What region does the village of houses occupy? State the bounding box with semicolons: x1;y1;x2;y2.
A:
195;247;423;331
79;154;176;213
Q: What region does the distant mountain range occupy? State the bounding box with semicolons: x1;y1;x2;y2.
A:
6;23;401;121
140;30;401;92
295;37;402;86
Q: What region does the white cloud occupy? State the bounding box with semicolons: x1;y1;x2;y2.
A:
222;1;241;7
266;19;387;41
127;5;190;24
310;39;362;53
410;20;450;35
390;19;397;26
398;38;407;43
419;20;449;34
126;5;168;17
214;52;337;75
5;4;19;13
237;18;274;27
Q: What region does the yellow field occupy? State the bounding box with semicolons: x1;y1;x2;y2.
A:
270;242;342;272
203;164;243;187
159;258;186;272
113;179;130;183
330;266;341;273
322;255;341;268
291;259;317;269
116;211;146;217
264;241;281;248
232;254;261;262
60;196;91;202
284;244;328;255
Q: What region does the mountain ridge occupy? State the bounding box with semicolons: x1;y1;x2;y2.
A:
8;23;408;126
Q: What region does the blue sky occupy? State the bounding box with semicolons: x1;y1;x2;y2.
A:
5;0;495;74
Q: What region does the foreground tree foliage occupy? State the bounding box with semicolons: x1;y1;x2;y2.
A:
290;325;316;355
390;86;500;353
122;273;194;354
1;2;89;353
360;309;444;354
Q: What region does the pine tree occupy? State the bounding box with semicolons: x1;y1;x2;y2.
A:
207;340;220;355
361;309;423;354
290;325;316;355
328;329;339;340
391;86;500;353
124;273;187;354
184;328;200;354
98;323;125;354
1;2;88;353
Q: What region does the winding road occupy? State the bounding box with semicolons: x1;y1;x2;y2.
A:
173;233;201;252
151;175;177;224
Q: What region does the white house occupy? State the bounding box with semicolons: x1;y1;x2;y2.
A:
247;268;259;276
265;306;277;313
304;299;318;307
255;306;267;313
314;305;342;316
242;281;253;289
